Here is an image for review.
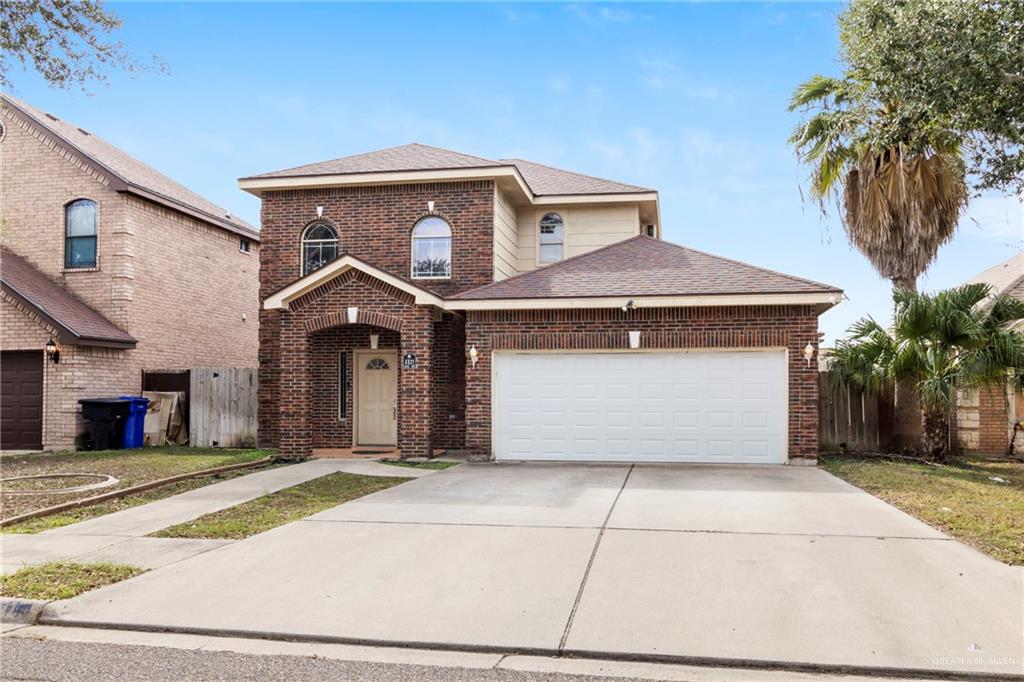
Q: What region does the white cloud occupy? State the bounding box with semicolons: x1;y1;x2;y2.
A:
546;74;572;93
566;4;634;24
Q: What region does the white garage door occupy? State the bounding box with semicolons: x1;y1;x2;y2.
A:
493;351;787;463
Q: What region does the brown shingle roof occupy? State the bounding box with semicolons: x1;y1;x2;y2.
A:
249;143;502;178
499;157;651;195
246;143;654;196
0;248;136;347
453;236;841;300
2;94;257;239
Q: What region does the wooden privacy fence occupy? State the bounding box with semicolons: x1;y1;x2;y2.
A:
190;368;258;448
818;372;891;452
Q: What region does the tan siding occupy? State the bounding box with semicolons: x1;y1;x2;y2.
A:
515;204;641;273
493;188;518;281
128;197;259;370
1;106;131;329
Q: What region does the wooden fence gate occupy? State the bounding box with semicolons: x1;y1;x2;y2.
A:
818;372;891;452
189;368;258;448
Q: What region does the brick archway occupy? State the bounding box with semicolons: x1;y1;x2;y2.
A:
303;310;404;335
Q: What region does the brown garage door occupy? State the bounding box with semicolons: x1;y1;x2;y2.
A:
1;351;43;450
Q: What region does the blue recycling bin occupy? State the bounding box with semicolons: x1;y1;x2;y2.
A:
118;396;150;448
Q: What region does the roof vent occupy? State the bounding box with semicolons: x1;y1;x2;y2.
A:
77;127;91;136
44;113;58;121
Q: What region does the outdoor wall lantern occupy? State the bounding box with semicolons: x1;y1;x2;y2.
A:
369;333;380;350
621;299;636;313
347;306;359;324
45;338;60;364
468;345;479;367
628;330;641;349
803;342;815;366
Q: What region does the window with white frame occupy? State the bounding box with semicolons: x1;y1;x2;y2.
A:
538;212;564;264
65;199;98;269
411;216;451;279
301;222;338;276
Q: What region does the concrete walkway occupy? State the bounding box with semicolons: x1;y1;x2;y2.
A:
1;458;433;574
37;463;1024;678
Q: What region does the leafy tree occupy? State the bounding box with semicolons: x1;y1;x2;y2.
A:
831;284;1024;460
838;0;1024;195
1;0;158;90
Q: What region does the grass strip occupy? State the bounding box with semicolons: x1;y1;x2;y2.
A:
822;455;1023;565
151;472;409;540
0;562;144;600
2;468;269;535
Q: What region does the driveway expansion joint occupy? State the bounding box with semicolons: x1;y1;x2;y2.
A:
557;464;634;653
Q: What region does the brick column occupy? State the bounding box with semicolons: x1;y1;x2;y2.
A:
463;319;491;460
398;309;433;457
277;314;310;458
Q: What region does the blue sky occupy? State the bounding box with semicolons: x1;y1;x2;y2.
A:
7;2;1021;342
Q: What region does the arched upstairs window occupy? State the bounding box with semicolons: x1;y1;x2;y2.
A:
538;212;564;264
302;222;339;276
65;199;98;269
411;216;451;279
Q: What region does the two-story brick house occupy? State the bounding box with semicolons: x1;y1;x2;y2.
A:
244;143;842;464
0;94;260;450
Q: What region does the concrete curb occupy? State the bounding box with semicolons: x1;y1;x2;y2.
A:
0;598;51;625
33;617;1024;681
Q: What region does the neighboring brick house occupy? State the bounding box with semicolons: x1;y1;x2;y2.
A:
953;251;1024;456
0;94;259;451
244;143;842;463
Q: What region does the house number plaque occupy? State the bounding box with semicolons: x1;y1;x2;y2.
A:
402;353;417;369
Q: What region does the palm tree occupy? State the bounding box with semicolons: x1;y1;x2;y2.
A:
830;284;1024;460
789;74;970;449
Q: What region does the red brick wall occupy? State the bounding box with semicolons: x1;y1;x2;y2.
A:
264;270;436;457
308;327;401;448
464;305;821;460
432;313;466;449
258;181;495;300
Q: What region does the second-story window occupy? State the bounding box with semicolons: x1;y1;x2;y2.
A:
65;199;98;269
538;212;564;264
302;222;339;276
411;216;451;279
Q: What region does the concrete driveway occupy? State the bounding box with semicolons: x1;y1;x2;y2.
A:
44;463;1023;677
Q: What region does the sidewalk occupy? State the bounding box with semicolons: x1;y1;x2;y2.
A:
2;458;428;574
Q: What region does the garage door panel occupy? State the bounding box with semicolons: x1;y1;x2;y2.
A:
1;351;44;451
494;351;787;464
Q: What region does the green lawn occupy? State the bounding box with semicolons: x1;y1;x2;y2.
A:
0;562;143;600
1;447;274;527
822;455;1024;565
378;458;460;470
150;472;410;540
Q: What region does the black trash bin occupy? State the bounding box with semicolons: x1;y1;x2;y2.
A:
79;398;131;450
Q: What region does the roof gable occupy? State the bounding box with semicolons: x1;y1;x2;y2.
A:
453;236;842;301
0;248;136;347
263;253;445;310
2;94;257;239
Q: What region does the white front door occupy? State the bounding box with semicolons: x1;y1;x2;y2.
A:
493;350;788;463
356;351;397;446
